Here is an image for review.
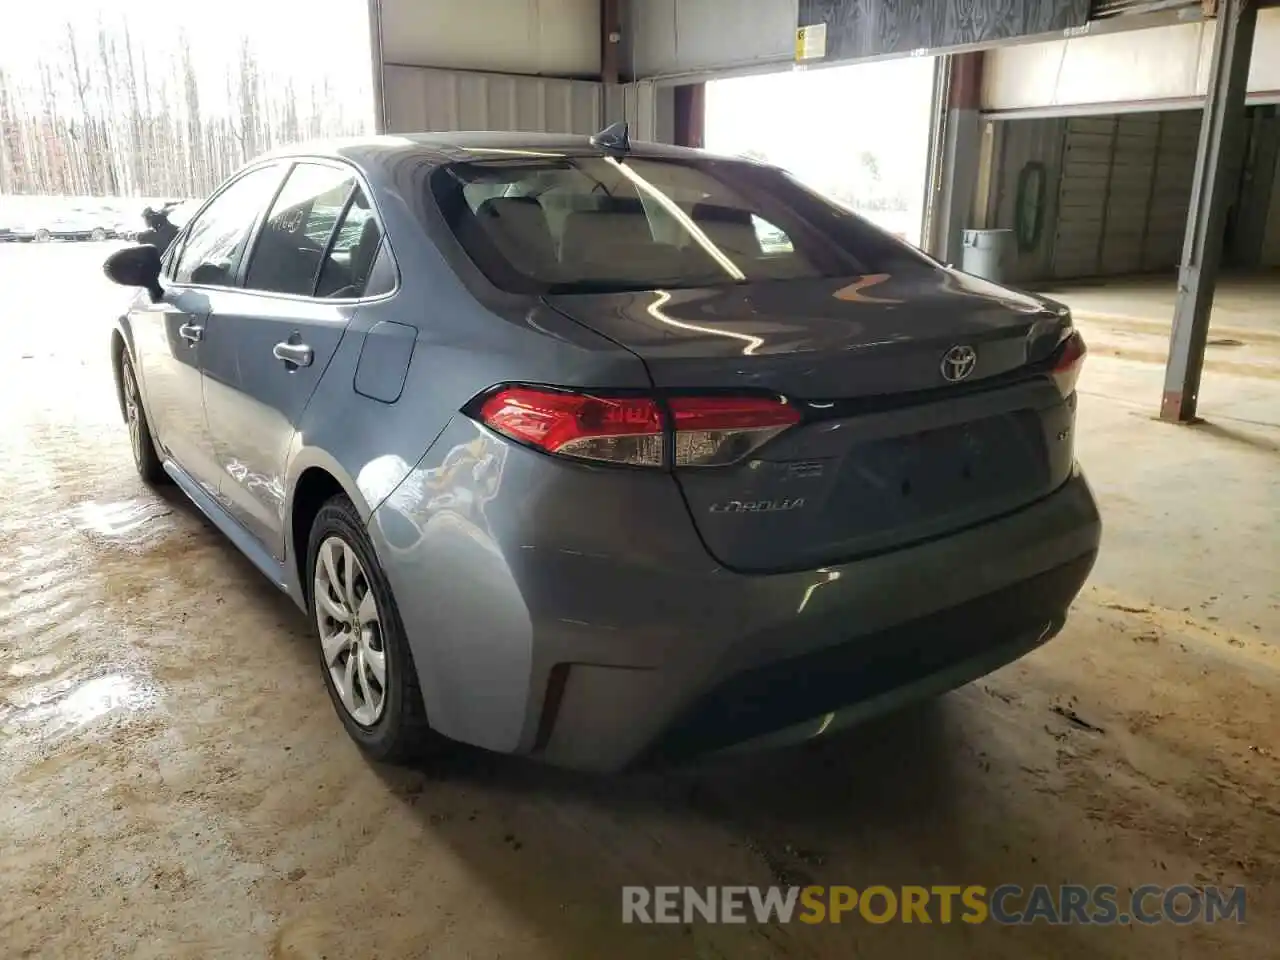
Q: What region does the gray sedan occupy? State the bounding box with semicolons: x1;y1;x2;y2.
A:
103;130;1100;771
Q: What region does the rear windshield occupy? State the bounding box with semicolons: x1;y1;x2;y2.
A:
429;154;938;294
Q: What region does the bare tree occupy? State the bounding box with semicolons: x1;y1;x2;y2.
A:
96;19;124;194
120;21;144;193
236;37;261;162
0;68;19;193
1;15;372;198
64;21;96;194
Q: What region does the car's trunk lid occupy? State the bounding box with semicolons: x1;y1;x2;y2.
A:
543;271;1069;398
544;272;1077;573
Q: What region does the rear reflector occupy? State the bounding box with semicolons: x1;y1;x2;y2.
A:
1051;331;1086;397
473;386;800;468
668;395;801;467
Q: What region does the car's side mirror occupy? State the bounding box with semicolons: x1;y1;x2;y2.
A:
104;244;164;302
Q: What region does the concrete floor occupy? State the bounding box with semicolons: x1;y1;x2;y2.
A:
1;247;1277;959
1039;273;1280;640
1040;271;1280;384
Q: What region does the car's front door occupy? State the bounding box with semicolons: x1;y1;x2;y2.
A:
130;164;284;493
201;162;391;557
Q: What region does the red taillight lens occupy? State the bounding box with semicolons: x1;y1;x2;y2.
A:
474;387;801;468
1051;331;1087;397
668;395;801;467
478;386;664;466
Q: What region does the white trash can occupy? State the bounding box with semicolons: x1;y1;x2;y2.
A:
960;228;1013;282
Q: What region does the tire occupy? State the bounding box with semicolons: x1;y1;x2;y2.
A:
33;228;50;242
119;348;167;485
306;495;439;763
91;227;107;242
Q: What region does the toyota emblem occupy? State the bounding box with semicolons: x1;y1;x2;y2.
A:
940;345;978;382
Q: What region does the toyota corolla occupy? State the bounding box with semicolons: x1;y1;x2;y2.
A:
103;128;1100;771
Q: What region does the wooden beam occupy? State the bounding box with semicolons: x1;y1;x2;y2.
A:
673;84;705;148
601;0;621;84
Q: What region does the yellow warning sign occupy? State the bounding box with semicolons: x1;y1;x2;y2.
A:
795;23;827;61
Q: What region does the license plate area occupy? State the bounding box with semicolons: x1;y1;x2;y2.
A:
832;411;1049;528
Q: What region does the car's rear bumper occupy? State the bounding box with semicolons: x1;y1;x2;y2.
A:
643;556;1086;764
370;425;1101;772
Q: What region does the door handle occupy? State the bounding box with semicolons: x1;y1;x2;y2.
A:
178;322;203;344
273;341;314;369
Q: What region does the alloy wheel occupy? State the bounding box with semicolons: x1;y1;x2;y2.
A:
314;536;387;726
121;360;142;464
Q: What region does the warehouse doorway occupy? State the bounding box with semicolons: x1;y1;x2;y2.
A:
704;56;938;245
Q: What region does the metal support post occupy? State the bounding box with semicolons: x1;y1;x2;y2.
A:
1160;0;1257;422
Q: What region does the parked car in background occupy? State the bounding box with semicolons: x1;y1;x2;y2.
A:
110;218;139;241
102;131;1100;773
54;208;109;241
1;199;189;243
11;208;109;242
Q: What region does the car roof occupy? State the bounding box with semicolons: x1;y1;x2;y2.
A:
258;131;741;172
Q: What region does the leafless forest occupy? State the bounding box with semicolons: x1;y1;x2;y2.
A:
0;17;372;199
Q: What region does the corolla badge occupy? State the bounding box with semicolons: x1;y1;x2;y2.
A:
940;344;978;382
709;498;806;514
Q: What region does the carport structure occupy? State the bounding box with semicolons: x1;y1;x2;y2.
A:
5;5;1280;958
366;0;1279;423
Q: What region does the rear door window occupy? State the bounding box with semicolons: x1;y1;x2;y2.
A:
243;163;355;297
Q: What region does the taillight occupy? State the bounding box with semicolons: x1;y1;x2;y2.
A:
668;395;801;466
1050;331;1086;397
473;386;800;468
478;386;664;466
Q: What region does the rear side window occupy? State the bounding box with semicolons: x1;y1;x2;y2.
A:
244;163;355;296
429;155;937;294
174;166;282;286
360;241;397;298
315;188;389;298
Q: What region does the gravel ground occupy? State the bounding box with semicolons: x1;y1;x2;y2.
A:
1;243;1277;959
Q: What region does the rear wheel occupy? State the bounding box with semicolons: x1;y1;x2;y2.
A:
119;348;166;485
307;495;439;763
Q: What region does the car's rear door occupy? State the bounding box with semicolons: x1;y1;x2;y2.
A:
129;163;285;492
200;160;392;558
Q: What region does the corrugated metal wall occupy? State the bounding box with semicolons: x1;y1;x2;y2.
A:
987;117;1066;283
987;110;1204;282
1051;117;1116;279
1141;111;1200;271
1100;114;1161;274
382;66;605;135
604;81;671;143
630;0;797;79
380;66;668;143
1263;146;1280;265
377;0;601;77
